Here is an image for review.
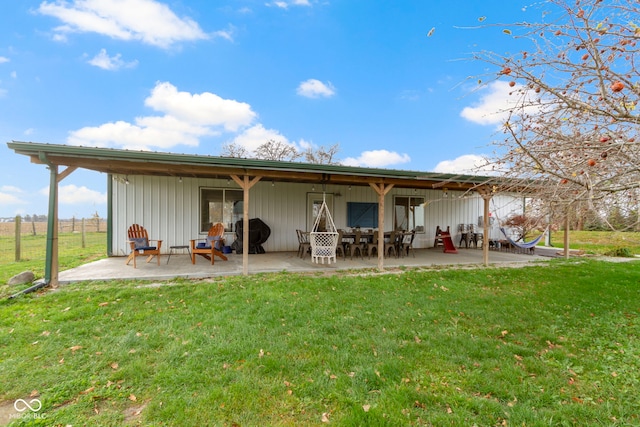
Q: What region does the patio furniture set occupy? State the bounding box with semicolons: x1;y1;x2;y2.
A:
125;223;229;268
296;228;416;261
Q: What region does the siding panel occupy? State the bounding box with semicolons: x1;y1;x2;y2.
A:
112;177;523;253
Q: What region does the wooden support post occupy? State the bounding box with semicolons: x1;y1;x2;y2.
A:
14;215;21;262
483;194;490;266
230;174;262;275
369;182;394;271
40;156;77;288
564;209;570;259
476;185;493;267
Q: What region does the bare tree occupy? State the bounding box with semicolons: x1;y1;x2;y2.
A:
472;0;640;231
302;143;341;165
254;139;302;162
220;140;341;164
220;142;249;158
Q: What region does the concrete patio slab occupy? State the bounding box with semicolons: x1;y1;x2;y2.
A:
58;247;553;284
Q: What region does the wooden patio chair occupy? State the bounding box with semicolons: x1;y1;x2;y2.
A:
125;224;162;268
190;223;228;265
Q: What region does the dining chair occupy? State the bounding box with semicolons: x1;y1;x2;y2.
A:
296;229;311;259
345;229;365;259
365;230;379;259
401;230;416;258
335;229;346;260
384;230;397;258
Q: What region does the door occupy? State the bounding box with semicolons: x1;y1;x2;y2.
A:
307;193;334;232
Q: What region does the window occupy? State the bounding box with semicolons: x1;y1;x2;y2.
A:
393;196;425;232
347;202;378;228
200;188;243;233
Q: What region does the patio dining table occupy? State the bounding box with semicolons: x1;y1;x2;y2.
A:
341;230;413;258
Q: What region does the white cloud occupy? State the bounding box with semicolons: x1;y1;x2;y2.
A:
342;150;411;168
52;33;68;43
0;56;9;63
297;79;336;98
1;185;23;193
0;192;27;205
67;81;257;150
10;71;17;79
39;184;107;205
88;48;138;70
37;0;209;48
227;124;317;156
229;124;292;153
145;81;256;130
269;0;311;9
68;118;206;150
213;29;234;42
433;154;496;175
460;81;522;126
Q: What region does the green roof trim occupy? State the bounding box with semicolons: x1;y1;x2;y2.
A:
7;141;494;185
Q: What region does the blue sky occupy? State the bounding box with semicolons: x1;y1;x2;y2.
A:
0;0;539;219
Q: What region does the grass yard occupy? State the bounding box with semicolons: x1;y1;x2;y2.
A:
1;259;639;426
548;230;640;256
0;232;107;287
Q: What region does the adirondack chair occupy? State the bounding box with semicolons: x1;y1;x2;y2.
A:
190;223;229;265
126;224;162;268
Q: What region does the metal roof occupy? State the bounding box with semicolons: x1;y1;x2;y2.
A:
7;141;495;190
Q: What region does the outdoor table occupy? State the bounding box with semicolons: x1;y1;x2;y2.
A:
166;245;191;264
342;231;373;244
341;231;411;258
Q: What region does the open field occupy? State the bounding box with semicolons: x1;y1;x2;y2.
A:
0;233;107;286
553;230;640;255
1;259;639;426
0;220;106;236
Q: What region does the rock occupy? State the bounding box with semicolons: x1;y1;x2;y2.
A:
8;271;35;286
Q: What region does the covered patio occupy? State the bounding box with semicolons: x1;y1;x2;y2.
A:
58;247;555;284
8;141;530;287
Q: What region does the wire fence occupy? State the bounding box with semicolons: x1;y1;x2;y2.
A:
0;217;107;263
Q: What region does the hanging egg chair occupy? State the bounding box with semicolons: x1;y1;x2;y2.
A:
309;195;339;264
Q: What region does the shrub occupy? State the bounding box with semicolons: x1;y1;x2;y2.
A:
604;246;634;257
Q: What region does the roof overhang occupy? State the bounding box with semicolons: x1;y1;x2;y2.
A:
8;141;498;191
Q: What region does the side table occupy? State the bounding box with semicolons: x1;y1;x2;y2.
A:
167;245;191;264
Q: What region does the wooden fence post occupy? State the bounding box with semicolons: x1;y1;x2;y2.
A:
15;215;21;262
82;218;86;248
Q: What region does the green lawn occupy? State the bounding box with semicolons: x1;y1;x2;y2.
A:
0;232;107;287
1;259;639;426
548;230;640;256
